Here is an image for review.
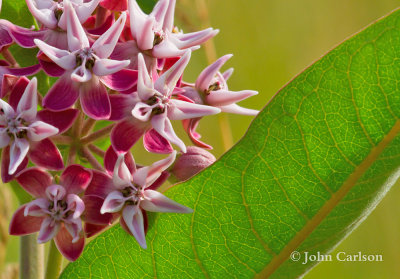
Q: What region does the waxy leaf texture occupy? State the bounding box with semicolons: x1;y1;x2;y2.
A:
61;8;400;279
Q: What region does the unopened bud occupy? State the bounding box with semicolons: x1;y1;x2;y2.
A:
172;146;216;181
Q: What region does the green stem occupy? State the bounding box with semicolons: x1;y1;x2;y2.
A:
20;234;44;279
44;241;63;279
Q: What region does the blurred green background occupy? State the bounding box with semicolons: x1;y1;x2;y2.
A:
3;0;400;278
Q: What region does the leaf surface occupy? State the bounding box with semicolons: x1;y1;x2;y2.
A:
61;8;400;279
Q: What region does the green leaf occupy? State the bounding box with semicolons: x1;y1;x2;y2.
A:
137;0;158;14
1;0;34;27
61;9;400;279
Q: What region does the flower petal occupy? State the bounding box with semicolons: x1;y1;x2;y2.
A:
129;0;154;51
142;190;193;213
8;76;29;112
143;128;173;154
84;223;109;238
172;28;219;49
104;146;136;176
112;154;132;188
66;194;85;219
100;0;128;11
24;198;50;217
0;99;14;122
37;109;79;134
0;129;10;148
63;217;83;243
60;165;92;195
27;121;59;141
71;64;92;83
9;138;29;175
131;102;154;122
100;69;138;91
151;112;186;152
54;225;85;261
144;150;176;186
137;53;155;100
206;90;258;107
38;59;66;77
168;99;220;120
80;78;111;120
109;94;139;121
65;0;90;51
1;146;28;183
26;0;57;29
15;77;37;121
92;12;127;59
219;103;259;116
162;0;175;31
74;0;102;26
16;167;52;198
9;205;43;235
37;217;60;243
101;191;127;214
34;40;76;70
82;195;114;225
111;118;149;153
85;170;114;198
92;58;130;77
43;74;79;111
122;205;146;248
154;50;191;96
195;54;232;92
28;139;64;171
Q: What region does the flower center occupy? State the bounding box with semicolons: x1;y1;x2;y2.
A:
146;95;167;115
121;186;143;206
153;31;164;46
6;117;28;139
48;199;70;220
76;48;96;70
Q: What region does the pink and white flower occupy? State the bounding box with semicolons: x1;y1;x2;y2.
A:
110;51;220;154
34;2;136;119
112;0;218;70
9;165;92;261
0;77;65;180
85;150;192;249
181;54;259;148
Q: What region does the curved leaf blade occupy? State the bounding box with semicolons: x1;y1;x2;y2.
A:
61;8;400;279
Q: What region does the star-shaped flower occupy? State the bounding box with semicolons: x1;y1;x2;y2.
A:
34;1;136;119
9;165;92;261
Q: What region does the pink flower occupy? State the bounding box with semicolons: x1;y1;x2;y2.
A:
26;0;101;30
110;51;220;154
181;55;259;148
85;150;192;249
0;77;65;180
112;0;218;70
34;2;136;119
9;165;92;261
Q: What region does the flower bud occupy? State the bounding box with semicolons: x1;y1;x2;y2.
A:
172;146;216;181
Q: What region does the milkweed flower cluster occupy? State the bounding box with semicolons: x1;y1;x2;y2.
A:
2;0;259;261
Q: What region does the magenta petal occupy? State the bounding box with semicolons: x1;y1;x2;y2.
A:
147;170;170;191
8;76;30;111
37;109;79;134
61;165;92;195
143;129;173;154
38;59;66;77
111;118;149;153
122;205;147;249
29;139;64;171
151;112;186;152
1;146;28;183
87;14;114;36
109;94;138;121
80;79;111;120
16;77;38;121
16;167;52;198
182;118;212;149
7;64;41;76
9;205;43;235
104;146;136;176
85;170;114;198
43;74;79;111
82;195;114;225
85;223;109;238
100;69;138;91
0;20;46;48
54;225;85;261
100;0;128;11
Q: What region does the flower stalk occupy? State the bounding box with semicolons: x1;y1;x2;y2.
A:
44;240;63;279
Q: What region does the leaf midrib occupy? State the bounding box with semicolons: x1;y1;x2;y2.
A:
255;118;400;278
